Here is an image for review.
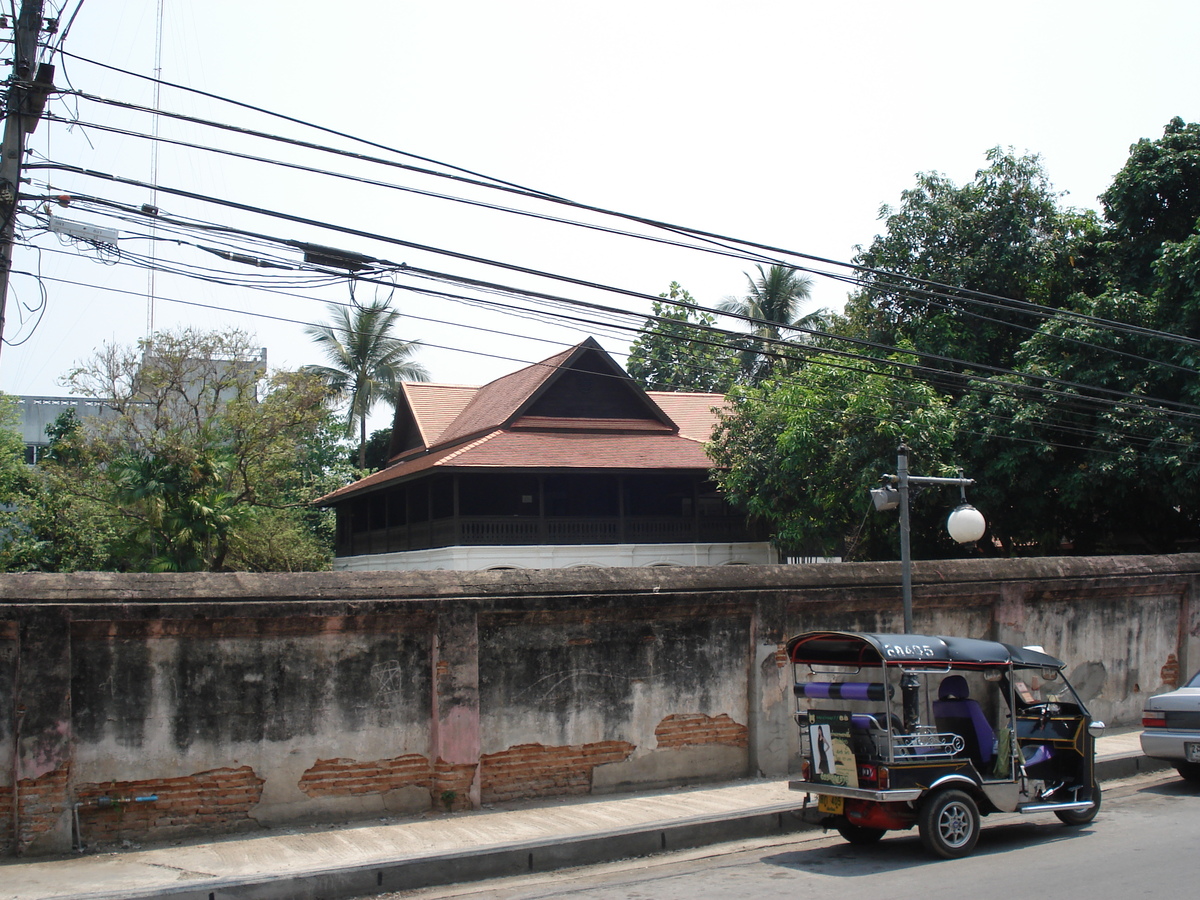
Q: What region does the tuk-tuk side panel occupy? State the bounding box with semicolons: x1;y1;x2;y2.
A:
885;759;981;790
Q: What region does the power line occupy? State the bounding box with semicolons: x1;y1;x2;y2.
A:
18;204;1200;463
24;176;1200;449
51;85;1200;358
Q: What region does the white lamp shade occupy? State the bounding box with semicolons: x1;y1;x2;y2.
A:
946;504;986;543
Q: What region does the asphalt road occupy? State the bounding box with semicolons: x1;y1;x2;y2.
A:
390;772;1197;900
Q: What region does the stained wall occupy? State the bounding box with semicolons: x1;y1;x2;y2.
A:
2;555;1197;855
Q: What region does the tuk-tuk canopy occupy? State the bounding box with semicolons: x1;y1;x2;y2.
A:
786;630;1065;671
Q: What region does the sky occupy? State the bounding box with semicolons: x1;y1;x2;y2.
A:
2;0;1198;434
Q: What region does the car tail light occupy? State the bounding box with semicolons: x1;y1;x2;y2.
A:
1142;709;1167;728
877;766;890;789
801;760;811;781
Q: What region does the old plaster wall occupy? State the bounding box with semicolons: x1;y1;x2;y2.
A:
69;614;436;830
1;554;1198;856
477;600;752;800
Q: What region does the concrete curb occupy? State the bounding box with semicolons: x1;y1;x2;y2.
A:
1096;752;1170;782
91;804;815;900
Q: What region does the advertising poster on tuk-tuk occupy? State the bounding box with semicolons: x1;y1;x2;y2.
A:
807;709;858;788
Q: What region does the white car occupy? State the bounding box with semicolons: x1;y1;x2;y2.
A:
1141;669;1200;782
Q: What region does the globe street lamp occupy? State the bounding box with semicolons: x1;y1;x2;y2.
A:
871;443;985;633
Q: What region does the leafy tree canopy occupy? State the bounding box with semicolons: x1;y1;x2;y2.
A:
627;283;741;392
708;352;961;559
845;147;1100;372
712;121;1200;560
1099;116;1200;294
1;327;347;573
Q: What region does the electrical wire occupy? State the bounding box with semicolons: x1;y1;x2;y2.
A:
16;219;1200;463
53;51;568;200
16;70;1200;458
33;174;1200;425
50;86;1200;360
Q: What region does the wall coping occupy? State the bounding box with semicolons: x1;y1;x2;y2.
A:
2;553;1198;607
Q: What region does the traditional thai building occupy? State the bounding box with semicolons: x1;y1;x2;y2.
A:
321;338;774;570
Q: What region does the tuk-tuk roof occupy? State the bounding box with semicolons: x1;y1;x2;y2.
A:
786;630;1066;670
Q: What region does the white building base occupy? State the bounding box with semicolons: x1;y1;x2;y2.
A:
333;541;779;572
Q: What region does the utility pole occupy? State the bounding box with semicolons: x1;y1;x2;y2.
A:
0;0;53;367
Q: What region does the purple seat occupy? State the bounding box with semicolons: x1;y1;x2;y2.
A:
932;675;995;771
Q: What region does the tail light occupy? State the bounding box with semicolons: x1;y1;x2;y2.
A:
877;766;890;789
801;760;811;781
1142;709;1167;728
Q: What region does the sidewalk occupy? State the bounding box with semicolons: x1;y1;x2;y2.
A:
0;730;1168;900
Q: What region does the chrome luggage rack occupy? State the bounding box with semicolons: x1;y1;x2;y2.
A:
892;727;965;758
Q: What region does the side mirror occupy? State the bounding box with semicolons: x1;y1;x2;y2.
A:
1088;720;1106;738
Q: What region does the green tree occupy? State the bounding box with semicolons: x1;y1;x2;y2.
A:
708;352;961;559
0;398;124;570
1098;117;1200;295
51;327;337;572
951;122;1200;554
626;283;741;392
845;148;1099;373
305;301;429;467
705;128;1200;559
959;285;1200;555
355;426;394;472
718;264;823;382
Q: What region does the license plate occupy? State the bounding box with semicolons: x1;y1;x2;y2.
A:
818;794;844;815
1186;742;1200;763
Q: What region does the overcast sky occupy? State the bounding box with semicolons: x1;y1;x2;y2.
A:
2;0;1197;433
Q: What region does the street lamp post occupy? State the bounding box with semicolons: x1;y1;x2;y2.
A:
871;443;986;634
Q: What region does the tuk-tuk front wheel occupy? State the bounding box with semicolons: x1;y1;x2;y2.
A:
1055;780;1102;825
835;822;886;845
918;789;980;859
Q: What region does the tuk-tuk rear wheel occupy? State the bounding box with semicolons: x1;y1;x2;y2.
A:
835;822;886;845
918;789;980;859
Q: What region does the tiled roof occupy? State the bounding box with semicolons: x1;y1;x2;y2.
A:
319;429;713;502
445;430;713;468
400;383;478;447
319;339;729;506
433;345;574;446
648;392;726;442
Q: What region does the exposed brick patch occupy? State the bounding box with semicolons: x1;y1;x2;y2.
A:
480;741;635;803
432;758;477;811
299;754;432;798
0;784;10;853
74;766;264;847
1;765;71;854
655;713;748;750
1162;653;1180;688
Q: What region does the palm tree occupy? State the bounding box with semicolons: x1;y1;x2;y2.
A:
305;302;429;468
719;264;820;381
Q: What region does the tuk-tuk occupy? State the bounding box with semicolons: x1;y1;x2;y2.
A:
787;630;1104;858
